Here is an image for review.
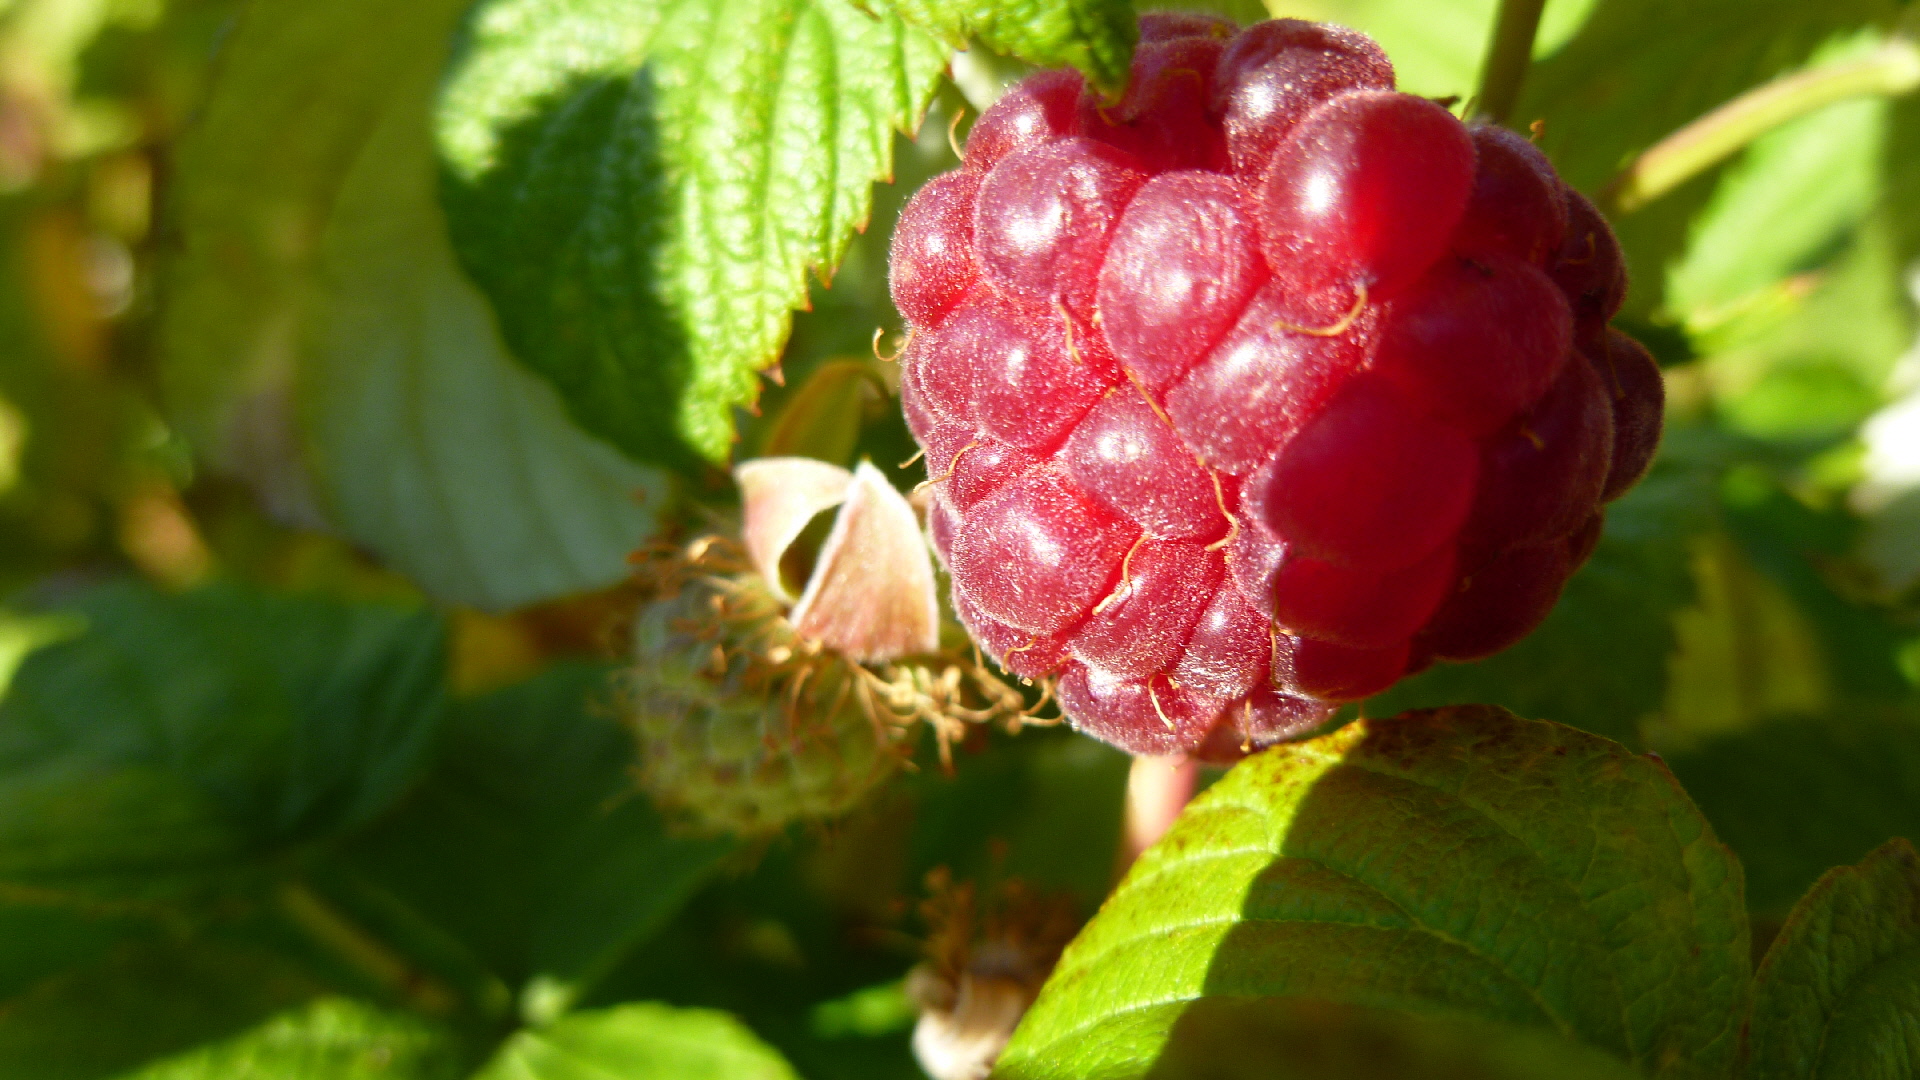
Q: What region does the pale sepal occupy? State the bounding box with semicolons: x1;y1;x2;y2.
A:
790;462;940;662
734;457;855;604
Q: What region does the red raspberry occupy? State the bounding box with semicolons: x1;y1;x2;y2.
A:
889;15;1660;758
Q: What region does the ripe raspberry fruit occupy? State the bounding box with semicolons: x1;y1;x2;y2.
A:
890;15;1663;758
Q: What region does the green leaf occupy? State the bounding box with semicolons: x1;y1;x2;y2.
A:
0;936;327;1080
1282;0;1595;101
0;580;445;897
472;1001;799;1080
868;0;1134;92
1647;531;1830;749
161;0;665;611
1523;0;1901;191
436;0;950;469
903;726;1132;908
1291;0;1496;100
1667;67;1886;318
1684;212;1913;442
757;359;886;465
1139;998;1641;1080
1519;0;1900;317
1739;838;1920;1078
118;997;462;1080
1367;429;1720;744
996;706;1750;1079
340;663;734;1016
1886;86;1920;271
1143;0;1269;31
1666;711;1920;916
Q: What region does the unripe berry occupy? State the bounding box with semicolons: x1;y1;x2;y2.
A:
629;569;901;835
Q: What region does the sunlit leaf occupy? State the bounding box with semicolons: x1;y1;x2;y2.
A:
436;0;950;468
118;997;462;1080
868;0;1135;92
997;706;1749;1079
472;1001;799;1080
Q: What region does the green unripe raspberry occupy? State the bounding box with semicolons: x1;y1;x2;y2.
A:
628;565;903;836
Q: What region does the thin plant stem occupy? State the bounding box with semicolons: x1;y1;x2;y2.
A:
1117;754;1198;873
1609;36;1920;212
1472;0;1548;126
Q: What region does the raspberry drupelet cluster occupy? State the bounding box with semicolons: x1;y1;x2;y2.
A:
890;14;1664;759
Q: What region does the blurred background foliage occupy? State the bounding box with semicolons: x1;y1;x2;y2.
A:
0;0;1913;1075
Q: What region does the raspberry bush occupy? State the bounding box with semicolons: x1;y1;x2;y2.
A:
896;15;1664;756
4;0;1920;1076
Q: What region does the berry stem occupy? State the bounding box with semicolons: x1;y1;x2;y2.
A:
1608;35;1920;212
1118;755;1198;872
1471;0;1548;126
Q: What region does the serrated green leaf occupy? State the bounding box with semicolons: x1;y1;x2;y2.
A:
340;663;734;1016
118;998;463;1080
1138;998;1641;1080
996;706;1749;1079
1739;838;1920;1078
0;580;445;897
162;0;665;611
1666;711;1920;916
869;0;1133;91
472;1001;800;1080
436;0;949;469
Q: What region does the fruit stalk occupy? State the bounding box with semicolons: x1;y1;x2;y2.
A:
1471;0;1548;126
1119;754;1199;871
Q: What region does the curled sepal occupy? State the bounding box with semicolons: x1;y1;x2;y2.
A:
791;461;941;662
734;456;855;603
